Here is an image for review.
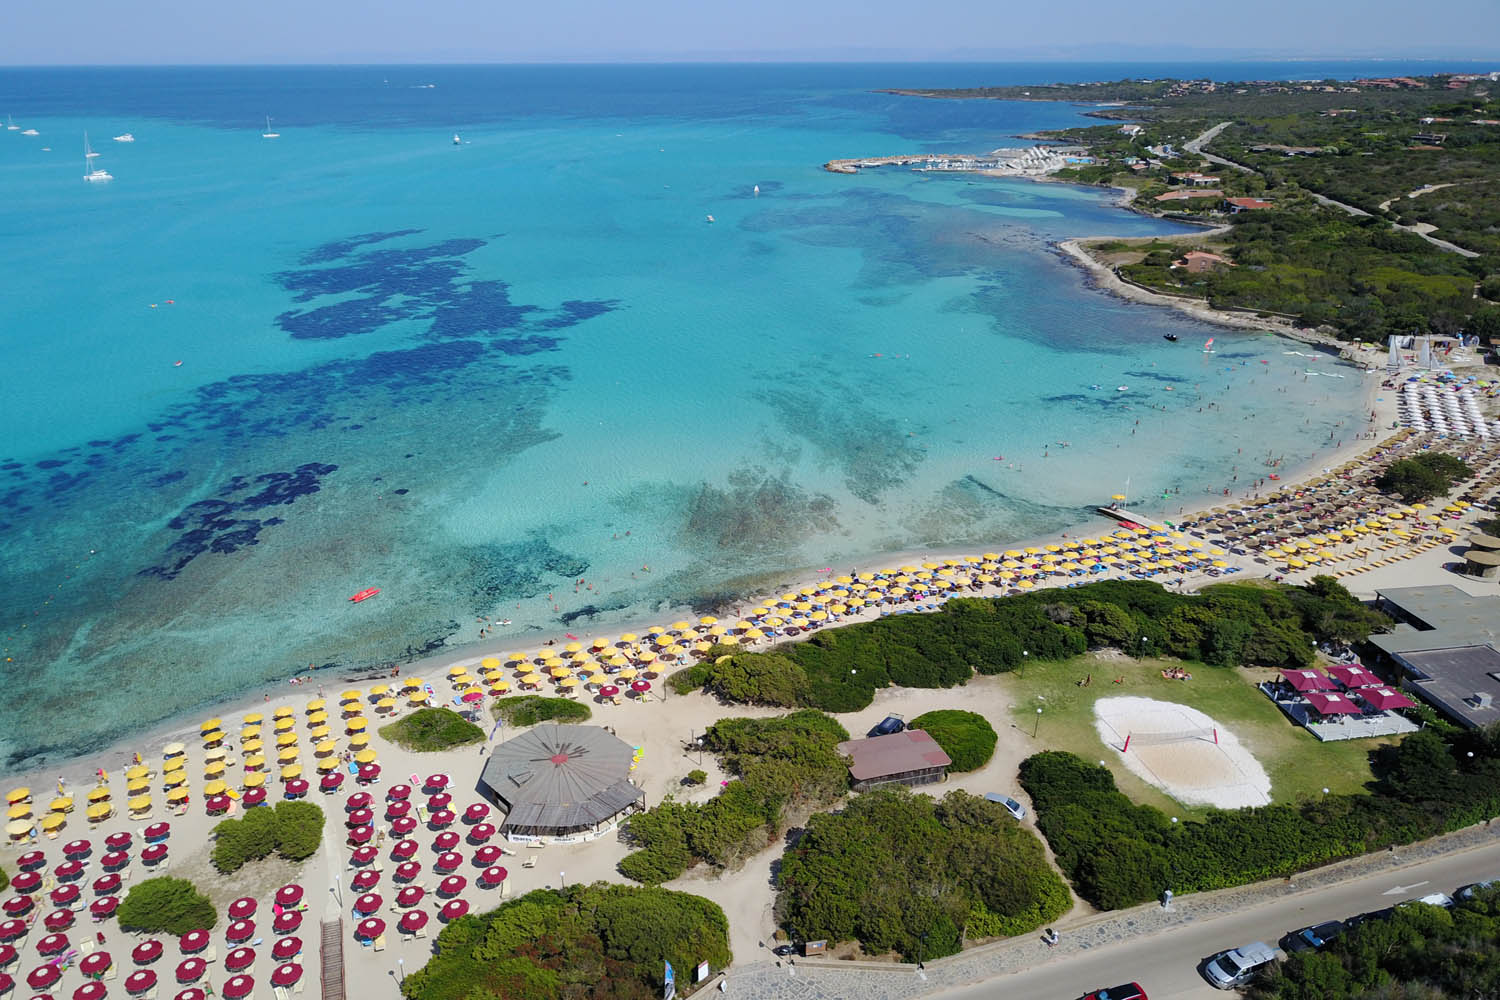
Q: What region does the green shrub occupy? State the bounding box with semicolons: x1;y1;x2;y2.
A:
401;884;730;1000
666;663;710;695
909;710;998;772
0;864;8;894
1376;454;1473;502
116;877;217;935
379;708;484;752
777;788;1069;960
492;696;591;728
211;800;326;873
684;770;707;786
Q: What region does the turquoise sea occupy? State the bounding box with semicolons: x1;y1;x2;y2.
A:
0;62;1411;768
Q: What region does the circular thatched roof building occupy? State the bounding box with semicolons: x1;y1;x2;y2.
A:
479;725;643;838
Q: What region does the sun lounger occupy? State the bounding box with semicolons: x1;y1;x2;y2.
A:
373;934;386;952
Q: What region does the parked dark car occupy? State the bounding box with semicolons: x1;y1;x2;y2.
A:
868;714;905;737
771;944;797;957
1457;878;1499;901
1281;920;1345;954
1082;985;1147;1000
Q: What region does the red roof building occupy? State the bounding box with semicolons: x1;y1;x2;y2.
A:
836;730;952;792
1224;197;1273;212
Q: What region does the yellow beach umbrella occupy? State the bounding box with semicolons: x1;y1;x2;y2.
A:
243;712;264;726
243;772;266;788
316;739;337;755
347;717;367;732
408;690;429;703
369;685;389;697
242;738;264;754
203;780;227;797
491;680;511;693
128;795;151;813
87;786;110;802
166;787;188;803
278;747;300;763
49;797;73;813
520;673;543;686
274;717;295;732
244;754;266;771
273;705;294;719
281;764;302;781
354;749;377;764
340;689;362;702
125;765;149;781
162;770;184;788
317;758;338;773
558;676;580;688
349;732;369;748
309;725;331;740
305;698;326;712
308;711;328;725
204;760;226;777
480;657;502;669
5;788;30;803
240;726;262;741
403;677;423;689
201;730;224;745
447;665;467;677
86;803;112;822
200;718;222;734
41;812;66;831
276;732;298;747
6;803;31;820
377;698;396;711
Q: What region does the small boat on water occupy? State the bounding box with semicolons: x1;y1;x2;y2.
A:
113;133;135;143
82;133;112;183
21;129;38;136
261;115;280;139
349;587;381;603
5;116;17;132
1163;334;1178;342
452;134;461;145
705;214;715;223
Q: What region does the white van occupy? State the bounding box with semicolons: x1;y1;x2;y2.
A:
1204;941;1278;989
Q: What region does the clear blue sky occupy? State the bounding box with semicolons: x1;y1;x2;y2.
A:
4;0;1497;65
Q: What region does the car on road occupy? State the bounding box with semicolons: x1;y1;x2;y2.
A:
1398;892;1454;910
770;944;797;957
1457;878;1499;901
1081;984;1147;1000
1281;920;1345;954
1203;942;1278;989
867;714;905;737
984;793;1027;820
1343;907;1392;931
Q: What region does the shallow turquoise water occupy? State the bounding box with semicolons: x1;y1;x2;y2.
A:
0;65;1374;767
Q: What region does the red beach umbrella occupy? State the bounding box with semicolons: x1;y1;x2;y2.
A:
473;846;501;866
347;825;373;845
48;886;79;908
42;912;73;933
36;934;69;957
241;787;267;808
175;989;206;1000
423;774;448;792
351;894;381;917
434;852;462;873
123;971;156;995
61;840;91;858
142;823;169;841
354;918;383;941
395;887;424;909
269;965;301;989
345;792;372;811
386;785;410;801
273;885;303;909
79;953;112;978
349;845;378;866
174;959;205;984
478;866;507;888
73;981;107;1000
0;921;29;942
9;873;41;895
426;792;452;811
432;832;459;852
204;796;231;815
393;860;421;882
53;862;84;882
16;852;45;871
130;941;162;966
345;808;372;828
99;853;130;872
397;910;428;935
271;911;301;935
223;950;254;974
89;898;119;920
630;679;651;693
226;898;256;922
178;931;210;955
462;803;489;823
436;876;466;898
224;921;254;944
390;817;416;836
350;870;380;892
0;942;17;967
1;899;31;918
318;773;343;792
384;801;411;820
140;844;168;865
439;899;469;922
599;685;620;698
467;823;495;844
0;973;11;997
92;874;122;896
356;764;379;783
390;840;418;862
270;938;301;962
28;965;62;990
221;976;254;1000
104;833;132;851
427;810;454;829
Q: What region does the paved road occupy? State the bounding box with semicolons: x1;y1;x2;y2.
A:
929;840;1500;1000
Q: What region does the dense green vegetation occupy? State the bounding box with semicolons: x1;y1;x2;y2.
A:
1375;452;1475;502
0;864;8;894
211;801;325;874
672;579;1388;713
379;707;485;752
777;788;1070;961
618;711;849;884
908;710;997;772
116;877;217;935
491;695;591;728
400;883;731;1000
1020;723;1500;910
1249;888;1500;999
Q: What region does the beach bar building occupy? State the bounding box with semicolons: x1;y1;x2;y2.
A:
1368;586;1500;729
836;730;952;792
479;725;645;840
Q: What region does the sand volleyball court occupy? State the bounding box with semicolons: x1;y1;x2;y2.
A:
1093;696;1271;809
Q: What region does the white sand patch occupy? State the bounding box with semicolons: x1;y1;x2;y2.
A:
1093;696;1271;809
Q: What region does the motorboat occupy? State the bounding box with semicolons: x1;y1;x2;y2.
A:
113;133;135;142
1163;334;1179;342
349;588;381;603
452;134;461;145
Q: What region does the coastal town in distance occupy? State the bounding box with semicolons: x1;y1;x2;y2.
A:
4;15;1500;1000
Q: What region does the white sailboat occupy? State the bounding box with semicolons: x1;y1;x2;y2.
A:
452;133;461;145
5;116;18;132
261;116;280;139
83;133;112;183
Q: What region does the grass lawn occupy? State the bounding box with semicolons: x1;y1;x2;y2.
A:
1005;652;1388;819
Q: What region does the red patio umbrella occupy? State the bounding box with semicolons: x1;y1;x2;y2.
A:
1360;687;1416;711
28;965;61;990
241;788;267;808
467;823;495;844
439;899;469;922
92;874;121;896
104;833;131;852
130;941;162;966
53;862;84;882
354;918;384;941
434;852;462;872
349;846;378;866
427;810;455;829
174;959;205;984
221;976;254;1000
36;934;70;957
1;899;31;918
0;972;11;997
89;898;119;920
426;792;452;811
273;885;303;909
356;765;380;783
390;817;416;836
140;845;167;865
1326;664;1382;689
123;971;156;995
393;861;421;882
283;779;309;798
61;841;91;858
478;866;507;888
42;912;73;933
48;886;79;908
351;895;381;916
1304;691;1362;716
630;679;651;693
178;931;210;955
599;685;620;698
16;852;45;872
223;950;254;974
224;920;255;944
423;774;448;792
9;874;40;895
345;809;372;828
436;876;466;897
1281;669;1337;693
461;689;484;704
397;910;428;935
142;823;169;841
432;832;459;852
318;773;344;792
79;953;112;978
226;898;256;922
269;965;302;989
473;846;501;866
73;980;106;1000
175;989;206;1000
386;785;410;801
204;796;231;815
0;921;29;942
390;840;418;862
347;826;374;845
99;853;129;872
462;803;489;823
395;887;424;909
384;801;411;820
0;942;18;967
271;911;301;935
270;938;301;963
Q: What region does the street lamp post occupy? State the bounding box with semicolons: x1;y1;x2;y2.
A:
397;959;405;985
1020;649;1028;679
560;871;566;889
1033;707;1043;738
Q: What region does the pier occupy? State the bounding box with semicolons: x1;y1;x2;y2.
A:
1095;506;1166;530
